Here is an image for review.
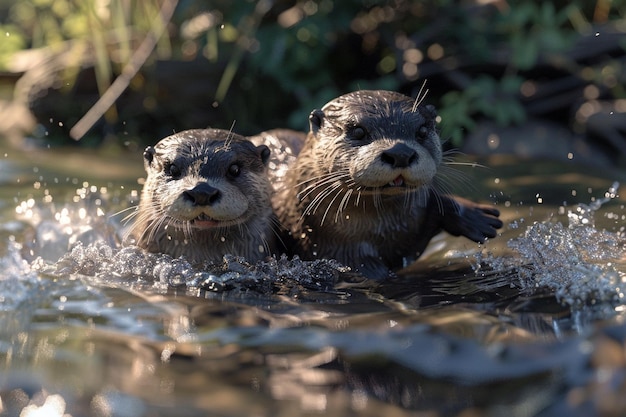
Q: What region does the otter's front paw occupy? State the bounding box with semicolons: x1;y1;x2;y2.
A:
443;197;503;243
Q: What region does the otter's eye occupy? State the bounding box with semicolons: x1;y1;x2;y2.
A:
165;162;182;179
349;126;367;140
228;163;241;178
417;125;429;140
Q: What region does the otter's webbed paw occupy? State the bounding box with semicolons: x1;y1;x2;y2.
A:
440;196;503;243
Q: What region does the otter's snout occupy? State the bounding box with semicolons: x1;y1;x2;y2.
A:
380;143;418;168
183;183;221;206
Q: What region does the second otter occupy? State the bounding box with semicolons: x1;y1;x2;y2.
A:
127;129;277;264
275;90;503;279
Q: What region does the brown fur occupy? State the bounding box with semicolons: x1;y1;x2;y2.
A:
126;129;277;264
275;90;502;279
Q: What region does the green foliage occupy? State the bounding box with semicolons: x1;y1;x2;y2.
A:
0;26;26;69
3;0;170;93
420;0;625;145
247;0;391;127
494;2;576;70
1;0;625;146
439;76;526;144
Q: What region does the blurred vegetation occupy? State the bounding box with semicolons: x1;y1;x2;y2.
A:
0;0;625;150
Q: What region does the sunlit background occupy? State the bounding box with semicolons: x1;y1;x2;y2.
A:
0;0;624;162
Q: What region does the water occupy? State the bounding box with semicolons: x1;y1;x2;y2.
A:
2;145;626;416
475;182;626;308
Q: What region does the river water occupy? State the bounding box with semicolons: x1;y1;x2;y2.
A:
1;143;626;417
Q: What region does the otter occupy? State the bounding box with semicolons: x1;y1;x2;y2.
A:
126;128;277;264
273;90;503;279
248;128;306;196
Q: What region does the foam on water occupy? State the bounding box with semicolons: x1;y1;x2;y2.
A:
51;241;347;296
477;182;626;307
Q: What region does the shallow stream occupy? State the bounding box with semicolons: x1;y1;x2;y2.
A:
2;143;626;417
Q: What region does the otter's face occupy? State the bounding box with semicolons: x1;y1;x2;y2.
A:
309;90;441;195
141;129;271;230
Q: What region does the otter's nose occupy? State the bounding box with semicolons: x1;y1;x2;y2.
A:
381;143;418;168
183;183;221;206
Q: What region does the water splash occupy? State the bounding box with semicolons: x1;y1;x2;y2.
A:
14;181;128;263
477;182;626;307
49;240;348;296
9;180;349;300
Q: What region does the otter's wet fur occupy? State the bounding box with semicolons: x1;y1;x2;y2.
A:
275;90;502;279
126;129;277;264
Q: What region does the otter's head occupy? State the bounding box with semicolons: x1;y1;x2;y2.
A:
307;90;441;195
140;129;271;231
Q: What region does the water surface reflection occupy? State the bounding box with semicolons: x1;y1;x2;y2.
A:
1;145;626;416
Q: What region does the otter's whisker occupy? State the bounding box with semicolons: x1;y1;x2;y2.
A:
130;200;166;245
296;173;338;196
303;180;343;219
431;180;456;199
249;220;272;257
320;185;346;226
305;185;342;218
184;221;195;241
372;189;384;212
112;205;139;222
412;80;429;112
296;170;351;201
441;158;486;177
403;187;413;209
434;169;476;198
335;189;354;223
429;188;445;216
439;165;480;192
292;168;340;189
224;120;237;150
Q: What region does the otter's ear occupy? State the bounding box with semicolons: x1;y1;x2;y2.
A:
423;104;437;119
143;146;156;168
309;109;324;133
257;145;271;165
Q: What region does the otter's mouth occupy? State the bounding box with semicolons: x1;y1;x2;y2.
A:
190;213;221;228
187;212;251;229
386;175;405;187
